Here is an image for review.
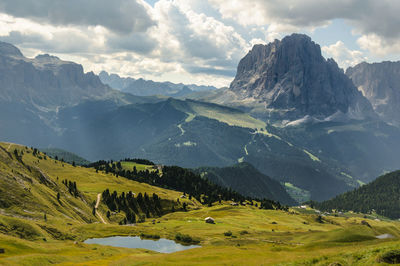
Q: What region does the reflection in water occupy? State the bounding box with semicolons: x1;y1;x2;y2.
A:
84;236;200;253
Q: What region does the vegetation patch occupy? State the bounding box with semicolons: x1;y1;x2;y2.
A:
378;250;400;264
223;231;232;237
140;233;160;240
175;233;200;245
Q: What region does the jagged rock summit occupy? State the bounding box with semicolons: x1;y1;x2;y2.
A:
347;61;400;127
0;42;114;110
225;34;376;123
0;41;23;57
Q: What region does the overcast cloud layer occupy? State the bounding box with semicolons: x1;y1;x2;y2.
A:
0;0;399;87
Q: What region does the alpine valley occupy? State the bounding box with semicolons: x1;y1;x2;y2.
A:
1;33;400;265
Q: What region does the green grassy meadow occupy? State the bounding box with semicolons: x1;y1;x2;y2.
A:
1;142;400;265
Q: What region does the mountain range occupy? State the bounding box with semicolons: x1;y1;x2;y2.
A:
347;61;400;127
99;71;218;97
1;35;400;204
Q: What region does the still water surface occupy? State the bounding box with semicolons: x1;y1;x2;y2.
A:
84;236;200;253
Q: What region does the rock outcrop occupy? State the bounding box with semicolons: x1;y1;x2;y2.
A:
227;34;375;122
0;42;113;110
346;61;400;127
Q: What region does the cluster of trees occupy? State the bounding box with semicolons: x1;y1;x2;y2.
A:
13;149;24;164
62;179;79;197
32;148;39;156
259;199;287;211
87;160;124;175
87;159;287;211
102;189;167;224
122;158;154;165
30;147;48;160
160;166;247;206
309;170;400;219
89;160;247;205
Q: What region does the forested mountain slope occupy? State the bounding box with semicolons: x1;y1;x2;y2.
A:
311;170;400;219
194;162;297;205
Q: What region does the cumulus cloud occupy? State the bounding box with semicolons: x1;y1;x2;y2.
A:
357;34;400;57
0;0;155;34
210;0;400;56
322;41;367;69
0;14;104;54
148;0;249;76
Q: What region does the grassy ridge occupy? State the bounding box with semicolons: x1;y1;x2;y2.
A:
0;142;197;225
2;141;400;265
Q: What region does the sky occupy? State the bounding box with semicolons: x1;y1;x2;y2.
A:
0;0;399;87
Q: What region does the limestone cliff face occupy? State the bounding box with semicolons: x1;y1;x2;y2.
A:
228;34;375;121
347;61;400;126
0;42;112;110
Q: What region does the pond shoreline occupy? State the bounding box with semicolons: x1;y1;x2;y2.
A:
84;236;201;253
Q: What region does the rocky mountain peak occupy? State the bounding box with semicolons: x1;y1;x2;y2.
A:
347;61;400;126
228;33;375;122
0;41;113;110
0;41;23;57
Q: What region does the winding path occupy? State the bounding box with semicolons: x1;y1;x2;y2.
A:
95;193;107;224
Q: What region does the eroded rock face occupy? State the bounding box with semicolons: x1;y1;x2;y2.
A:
228;34;375;121
0;42;112;110
347;61;400;127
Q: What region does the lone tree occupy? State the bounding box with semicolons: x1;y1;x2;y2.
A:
57;192;60;201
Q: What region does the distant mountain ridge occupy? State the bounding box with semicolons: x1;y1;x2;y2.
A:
0;42;118;110
347;61;400;127
99;71;218;97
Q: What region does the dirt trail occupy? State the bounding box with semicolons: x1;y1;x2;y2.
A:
95;193;107;224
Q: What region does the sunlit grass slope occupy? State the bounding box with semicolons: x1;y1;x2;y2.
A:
169;98;266;129
0;142;196;225
1;142;400;265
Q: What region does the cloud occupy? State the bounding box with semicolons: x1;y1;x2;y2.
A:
184;65;237;76
0;0;155;34
322;41;366;69
209;0;343;28
209;0;400;56
0;0;398;87
357;34;400;57
153;1;248;61
106;32;157;54
0;14;104;55
149;0;249;76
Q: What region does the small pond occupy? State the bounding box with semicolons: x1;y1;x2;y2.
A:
84;236;200;253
